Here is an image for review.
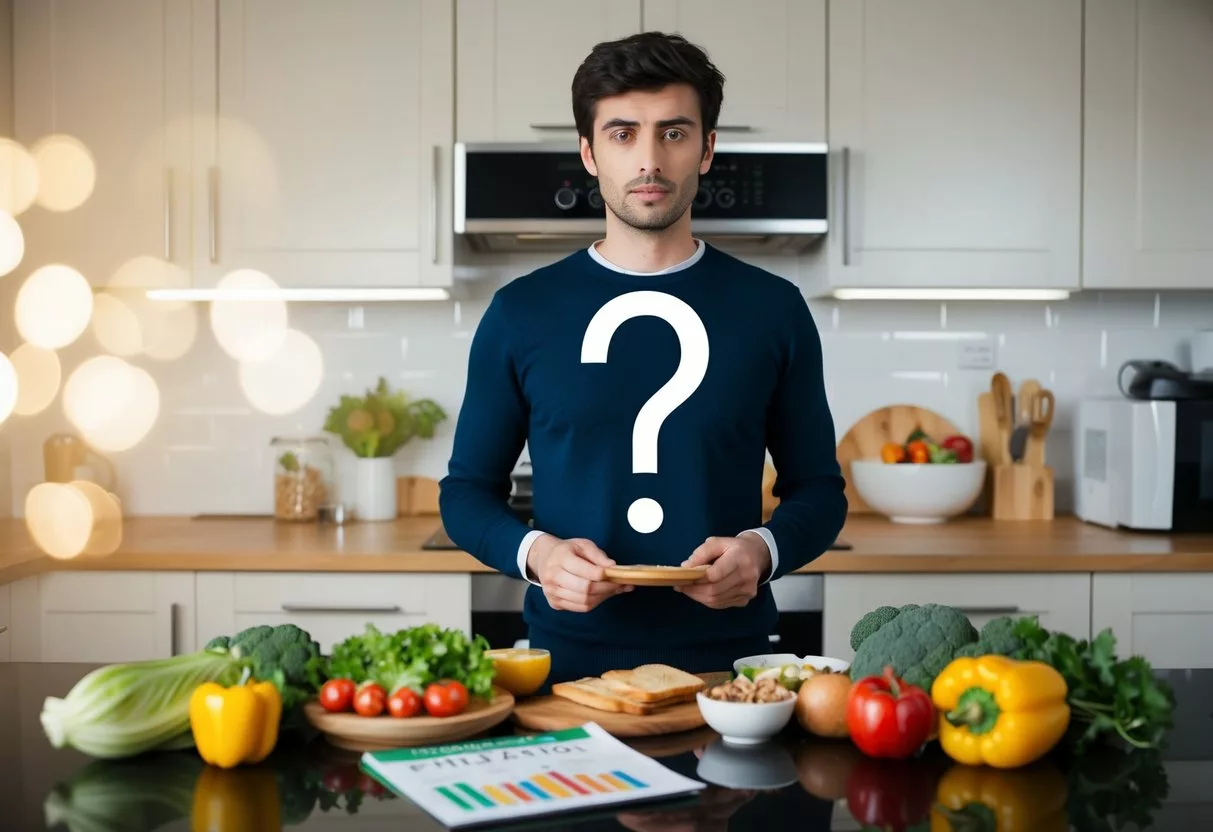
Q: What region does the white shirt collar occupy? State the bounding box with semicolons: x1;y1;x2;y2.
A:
587;239;705;276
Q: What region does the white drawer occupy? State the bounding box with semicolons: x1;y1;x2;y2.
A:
823;573;1092;660
1093;574;1213;669
197;572;472;655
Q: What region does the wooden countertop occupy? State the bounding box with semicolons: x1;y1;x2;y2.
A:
3;514;1213;585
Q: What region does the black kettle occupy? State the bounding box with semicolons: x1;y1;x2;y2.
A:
1118;359;1213;401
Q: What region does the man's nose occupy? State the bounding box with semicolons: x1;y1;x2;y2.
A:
637;132;666;177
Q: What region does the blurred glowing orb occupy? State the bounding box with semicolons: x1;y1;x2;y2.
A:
16;264;93;349
31;133;96;212
25;483;93;559
9;343;60;416
103;256;197;360
63;355;160;452
238;328;324;415
68;480;124;556
0;352;16;425
0;211;24;276
141;303;197;361
210;268;288;362
0;138;39;215
91;292;143;356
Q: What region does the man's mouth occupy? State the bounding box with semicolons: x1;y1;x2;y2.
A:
630;187;669;197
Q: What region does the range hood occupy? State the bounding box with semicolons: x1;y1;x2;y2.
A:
453;142;828;255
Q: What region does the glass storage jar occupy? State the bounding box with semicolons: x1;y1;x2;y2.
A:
270;436;334;521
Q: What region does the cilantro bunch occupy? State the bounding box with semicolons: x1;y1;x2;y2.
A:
308;623;497;699
1011;618;1175;752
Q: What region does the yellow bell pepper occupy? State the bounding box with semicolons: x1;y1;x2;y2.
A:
931;762;1069;832
189;669;282;769
930;655;1070;769
191;763;282;832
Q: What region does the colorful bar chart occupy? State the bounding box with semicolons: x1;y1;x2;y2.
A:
435;769;650;811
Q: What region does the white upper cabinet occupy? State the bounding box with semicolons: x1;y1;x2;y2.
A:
456;0;641;143
817;0;1082;292
641;0;825;142
1083;0;1213;289
12;0;193;287
193;0;454;288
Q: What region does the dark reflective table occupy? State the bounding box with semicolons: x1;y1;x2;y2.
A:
3;663;1210;830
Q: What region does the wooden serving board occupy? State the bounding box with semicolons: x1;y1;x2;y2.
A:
511;673;728;738
836;404;961;513
304;686;515;752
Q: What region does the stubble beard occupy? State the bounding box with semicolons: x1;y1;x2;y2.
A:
603;171;699;233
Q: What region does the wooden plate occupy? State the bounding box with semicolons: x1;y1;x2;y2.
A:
303;686;515;752
603;564;708;586
836;404;962;513
512;691;705;738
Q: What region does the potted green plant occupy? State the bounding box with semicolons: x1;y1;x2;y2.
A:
322;377;447;521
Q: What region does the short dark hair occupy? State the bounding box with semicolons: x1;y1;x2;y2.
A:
571;32;725;151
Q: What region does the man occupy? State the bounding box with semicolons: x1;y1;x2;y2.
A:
440;32;847;685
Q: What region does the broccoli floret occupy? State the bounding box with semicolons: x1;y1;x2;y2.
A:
849;603;921;651
207;624;322;715
948;616;1026;661
849;603;978;691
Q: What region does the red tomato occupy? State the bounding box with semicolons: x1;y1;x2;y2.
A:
387;686;423;718
941;434;975;463
353;682;387;717
905;440;931;464
846;667;935;759
319;678;356;713
424;680;469;718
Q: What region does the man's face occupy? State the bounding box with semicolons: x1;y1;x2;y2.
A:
579;84;715;233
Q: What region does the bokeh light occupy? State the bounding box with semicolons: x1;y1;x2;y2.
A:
31;133;96;212
91;293;144;356
0;351;16;425
16;264;93;349
63;355;160;452
210;268;288;362
0;210;24;276
9;343;60;416
68;480;123;556
24;481;123;560
99;256;197;361
0;138;39;215
238;328;324;415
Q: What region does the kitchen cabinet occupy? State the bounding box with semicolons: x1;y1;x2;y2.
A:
194;0;454;289
455;0;640;143
1092;575;1213;669
822;573;1091;661
12;0;194;287
813;0;1082;294
1082;0;1213;289
195;572;472;654
641;0;825;142
7;572;196;663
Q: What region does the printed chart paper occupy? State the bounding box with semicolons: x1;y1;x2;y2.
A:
360;722;705;828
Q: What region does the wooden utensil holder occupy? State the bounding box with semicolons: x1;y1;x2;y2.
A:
992;463;1054;520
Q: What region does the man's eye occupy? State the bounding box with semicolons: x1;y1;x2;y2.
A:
611;130;631;142
664;129;685;141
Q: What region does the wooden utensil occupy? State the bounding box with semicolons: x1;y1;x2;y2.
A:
303;687;515;751
1024;389;1055;469
603;565;708;586
1017;379;1041;426
835;405;962;512
511;677;717;738
990;373;1014;465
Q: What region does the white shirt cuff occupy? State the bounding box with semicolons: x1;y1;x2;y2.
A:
516;529;546;586
740;527;779;585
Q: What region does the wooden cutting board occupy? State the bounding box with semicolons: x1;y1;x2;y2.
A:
836;405;961;513
511;672;728;738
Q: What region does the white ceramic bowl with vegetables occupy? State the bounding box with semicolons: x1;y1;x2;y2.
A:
850;458;987;524
732;654;851;681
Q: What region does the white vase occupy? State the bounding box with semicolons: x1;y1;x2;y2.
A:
354;457;397;521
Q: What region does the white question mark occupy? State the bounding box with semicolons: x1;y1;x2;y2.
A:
581;291;710;533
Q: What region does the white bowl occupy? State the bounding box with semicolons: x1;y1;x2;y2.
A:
850;459;987;524
732;653;851;676
696;691;797;746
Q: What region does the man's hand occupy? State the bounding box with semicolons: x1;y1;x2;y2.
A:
674;533;771;609
527;534;632;613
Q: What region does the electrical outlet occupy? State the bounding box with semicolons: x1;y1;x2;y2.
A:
958;338;995;369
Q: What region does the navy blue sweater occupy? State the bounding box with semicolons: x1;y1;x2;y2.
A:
439;244;847;651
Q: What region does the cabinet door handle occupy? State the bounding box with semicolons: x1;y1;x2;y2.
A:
169;602;178;656
529;123;577;131
716;125;754;132
430;145;439;265
208;166;219;263
955;606;1021;615
839;147;851;266
164;167;174;261
281;603;404;614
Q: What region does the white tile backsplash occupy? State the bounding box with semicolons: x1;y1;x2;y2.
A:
2;252;1211;518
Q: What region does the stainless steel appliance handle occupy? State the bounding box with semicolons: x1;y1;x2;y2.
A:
430;145;439;265
955;606;1021;615
164;167;174;260
840;147;851;266
169;602;178;656
208;167;219;263
281;603;403;614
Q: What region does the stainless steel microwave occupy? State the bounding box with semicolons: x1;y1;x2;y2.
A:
453;141;828;254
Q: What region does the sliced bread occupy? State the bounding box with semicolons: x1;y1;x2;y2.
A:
551;677;660;715
600;664;707;703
